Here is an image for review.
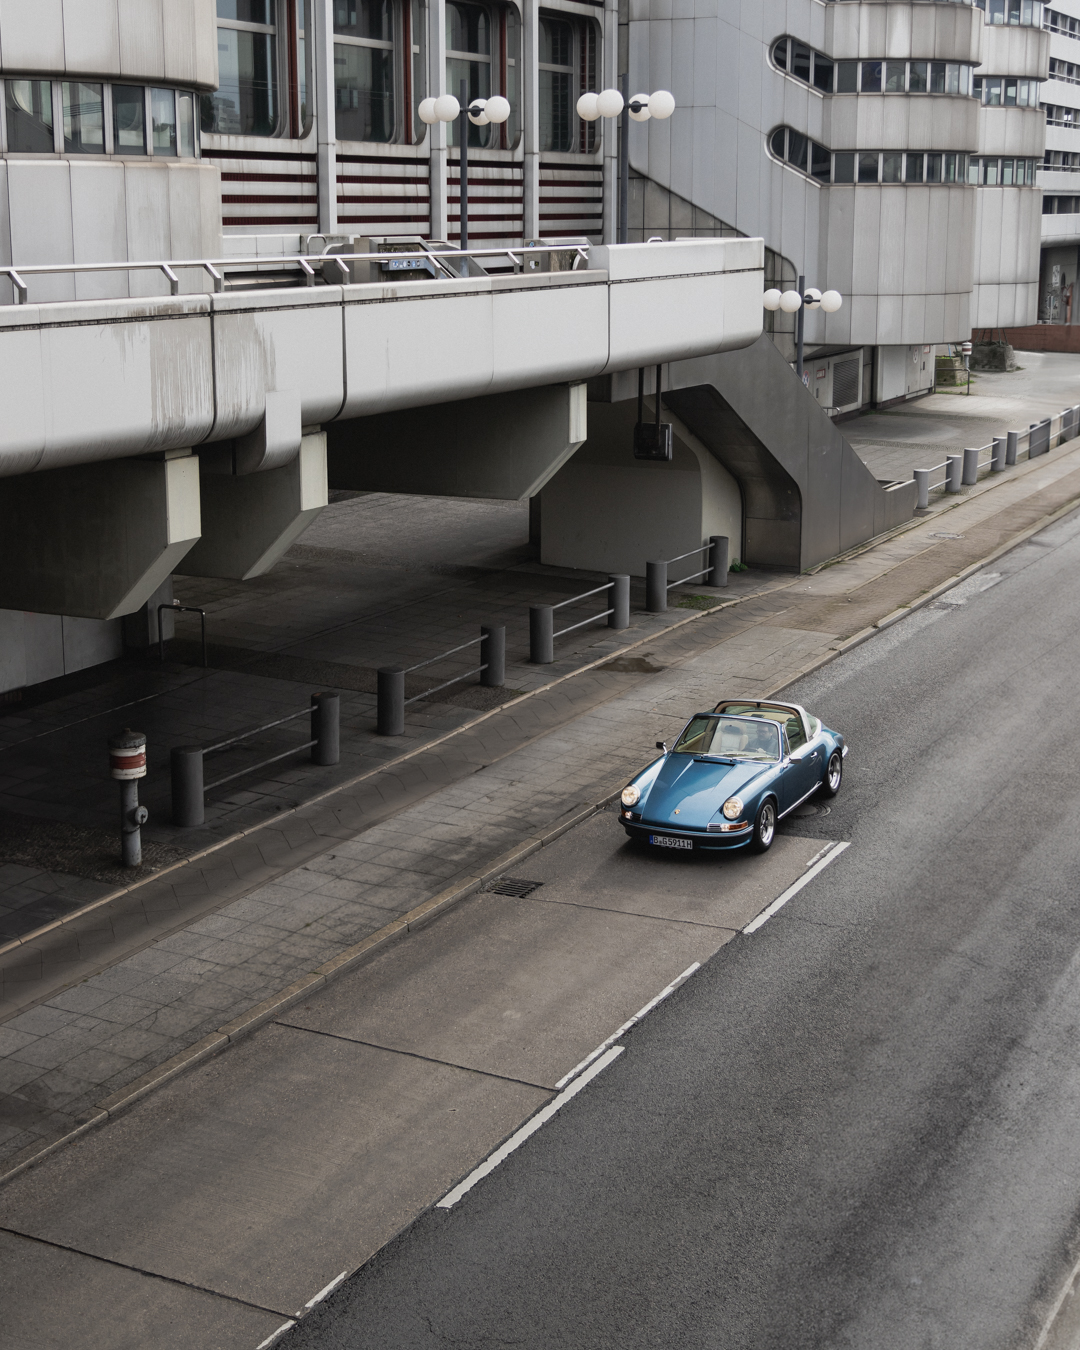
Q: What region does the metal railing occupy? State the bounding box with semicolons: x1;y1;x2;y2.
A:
170;692;340;827
530;577;630;664
912;405;1080;508
158;602;207;668
377;625;505;736
1;243;590;306
646;536;729;613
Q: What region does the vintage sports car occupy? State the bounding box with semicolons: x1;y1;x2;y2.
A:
618;699;847;853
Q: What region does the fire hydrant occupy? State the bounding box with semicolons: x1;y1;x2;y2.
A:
109;729;148;868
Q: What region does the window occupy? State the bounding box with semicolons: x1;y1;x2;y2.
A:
885;61;906;93
772;37;833;92
151;87;177;154
978;0;1044;24
858;151;879;183
969;155;1038;184
113;86;146;153
909;61;928;94
906;153;924;182
539;16;573;151
6;80;54;153
178;93;196;155
335;0;395;142
446;2;491;146
974;75;1040;105
882;151;903;182
203;0;279;136
769;127;977;189
828;57;974;96
861;61;882;93
63;82;104;153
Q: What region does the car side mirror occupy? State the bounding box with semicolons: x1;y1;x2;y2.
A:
656;741;667;752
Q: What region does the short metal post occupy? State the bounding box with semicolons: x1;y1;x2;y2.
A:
991;437;1006;473
110;729;147;865
311;691;340;765
946;454;963;493
480;625;506;686
646;560;668;613
708;535;729;587
914;468;930;510
530;605;554;664
962;446;979;486
1006;430;1019;466
170;745;205;828
377;667;405;736
608;576;630;629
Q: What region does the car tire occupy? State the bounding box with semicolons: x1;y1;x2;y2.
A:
750;799;776;853
821;750;843;798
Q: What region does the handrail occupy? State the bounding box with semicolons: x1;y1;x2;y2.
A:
377;625;505;735
1;243;590;305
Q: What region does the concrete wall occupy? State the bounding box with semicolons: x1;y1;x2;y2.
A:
540;400;742;575
0;609;122;695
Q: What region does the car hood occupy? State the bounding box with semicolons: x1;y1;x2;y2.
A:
641;756;770;828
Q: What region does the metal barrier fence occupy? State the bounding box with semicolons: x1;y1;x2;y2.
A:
646;536;729;613
913;406;1080;509
158;602;207;668
171;691;340;827
530;577;630;664
377;625;505;736
1;243;587;304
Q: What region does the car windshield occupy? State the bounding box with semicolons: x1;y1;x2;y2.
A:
672;716;781;761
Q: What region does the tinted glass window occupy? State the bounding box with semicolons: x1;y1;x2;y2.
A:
335;42;394;141
833;151;855;182
113;85;146;153
6;80;54;153
792;41;811;82
906;152;924;182
835;61;857;93
204;27;278;133
788;130;808;171
811;141;831;181
62;82;104;153
218;0;274;19
882;152;902;182
861;61;882;93
812;53;833;93
885;61;905;93
151;87;176;154
858;151;879;183
334;0;391;38
909;61;927;93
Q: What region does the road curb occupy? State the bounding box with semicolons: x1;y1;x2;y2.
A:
3;489;1079;1191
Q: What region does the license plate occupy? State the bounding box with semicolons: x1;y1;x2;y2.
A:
649;834;692;850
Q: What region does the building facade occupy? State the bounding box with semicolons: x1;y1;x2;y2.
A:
1039;0;1080;320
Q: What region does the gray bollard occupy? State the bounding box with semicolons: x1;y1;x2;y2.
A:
991;437;1006;473
913;468;930;510
608;576;630;630
946;453;963;493
962;446;979;486
480;625;506;686
646;560;668;613
311;691;340;765
171;745;205;828
1006;430;1019;466
377;667;405;736
110;729;148;867
708;535;729;587
530;605;554;664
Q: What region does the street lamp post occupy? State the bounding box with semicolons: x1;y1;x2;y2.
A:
577;86;675;243
763;282;844;384
419;91;510;255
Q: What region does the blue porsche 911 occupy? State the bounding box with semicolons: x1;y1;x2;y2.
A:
618;699;847;854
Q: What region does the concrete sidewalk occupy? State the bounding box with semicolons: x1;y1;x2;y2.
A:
4;427;1080;1178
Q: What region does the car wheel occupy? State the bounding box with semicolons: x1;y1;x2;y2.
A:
821;750;843;798
750;799;776;853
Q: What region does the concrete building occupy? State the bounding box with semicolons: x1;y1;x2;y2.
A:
15;0;1059;696
1039;0;1080;321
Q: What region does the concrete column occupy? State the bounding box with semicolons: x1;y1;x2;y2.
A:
177;432;328;580
522;0;540;239
121;577;175;648
0;453;201;619
327;384;587;499
428;0;449;239
602;0;619;244
315;0;338;236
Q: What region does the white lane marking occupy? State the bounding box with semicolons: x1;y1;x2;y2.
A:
936;571;1002;605
1033;1250;1080;1350
804;842;835;870
743;841;851;934
255;1322;296;1350
554;962;702;1090
436;1046;625;1210
299;1270;348;1312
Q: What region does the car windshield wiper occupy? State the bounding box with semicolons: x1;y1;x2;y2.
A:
693;754;737;764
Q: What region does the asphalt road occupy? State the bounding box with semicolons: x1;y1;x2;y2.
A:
285;507;1080;1350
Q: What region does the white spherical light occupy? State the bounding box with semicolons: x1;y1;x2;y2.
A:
762;289;783;312
649;89;675;119
434;93;460;122
485;95;511;124
804;287;822;309
468;99;489;125
418;97;438;125
596;87;624;118
779;289;803;313
576;92;600;121
819;289;843;313
628;94;652;122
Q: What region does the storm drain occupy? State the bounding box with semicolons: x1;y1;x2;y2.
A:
485;877;544;898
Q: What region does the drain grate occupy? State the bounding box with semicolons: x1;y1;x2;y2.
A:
486;877;544;898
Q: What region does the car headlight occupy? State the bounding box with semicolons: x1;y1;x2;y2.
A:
621;785;640;807
722;796;743;820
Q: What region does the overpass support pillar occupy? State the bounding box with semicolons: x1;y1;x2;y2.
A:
177;432;328;581
0;453;201;620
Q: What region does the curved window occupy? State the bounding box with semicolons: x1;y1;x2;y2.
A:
969;156;1038;184
768;127;996;186
975;0;1044;23
772;37;833;93
335;0;395;142
974;75;1040;105
835;59;973;96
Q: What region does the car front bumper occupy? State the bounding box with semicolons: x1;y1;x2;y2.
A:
619;818;753;851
